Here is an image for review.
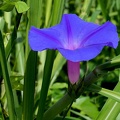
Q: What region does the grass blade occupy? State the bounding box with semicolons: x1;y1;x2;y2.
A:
96;81;120;120
23;51;37;120
36;50;56;120
0;31;16;120
23;0;42;119
25;0;42;60
5;13;22;59
36;0;65;119
88;84;120;103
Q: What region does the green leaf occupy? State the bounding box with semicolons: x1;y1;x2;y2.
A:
0;2;14;12
43;93;74;120
70;110;91;120
88;84;120;103
37;0;65;119
54;116;80;120
23;51;37;120
10;75;24;91
72;97;99;119
51;83;67;89
15;1;29;13
0;31;16;120
96;81;120;120
116;0;120;10
50;52;66;85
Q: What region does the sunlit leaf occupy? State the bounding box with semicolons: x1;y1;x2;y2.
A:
51;83;67;89
15;1;29;13
72;97;99;119
88;84;120;103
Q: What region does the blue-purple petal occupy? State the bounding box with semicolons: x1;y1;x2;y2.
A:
58;45;104;62
53;14;100;49
28;26;63;51
28;14;119;62
81;21;118;48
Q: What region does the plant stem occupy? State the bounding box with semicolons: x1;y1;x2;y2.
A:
43;54;120;119
43;93;74;120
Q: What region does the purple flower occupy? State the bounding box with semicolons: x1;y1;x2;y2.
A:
28;14;119;84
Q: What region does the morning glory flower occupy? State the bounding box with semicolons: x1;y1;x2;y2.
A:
28;14;119;84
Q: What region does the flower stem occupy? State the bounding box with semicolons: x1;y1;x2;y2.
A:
43;93;74;120
43;55;120;119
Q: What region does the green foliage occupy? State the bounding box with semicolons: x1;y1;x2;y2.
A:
15;1;29;13
0;0;120;120
0;0;29;13
0;1;14;12
73;96;99;119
